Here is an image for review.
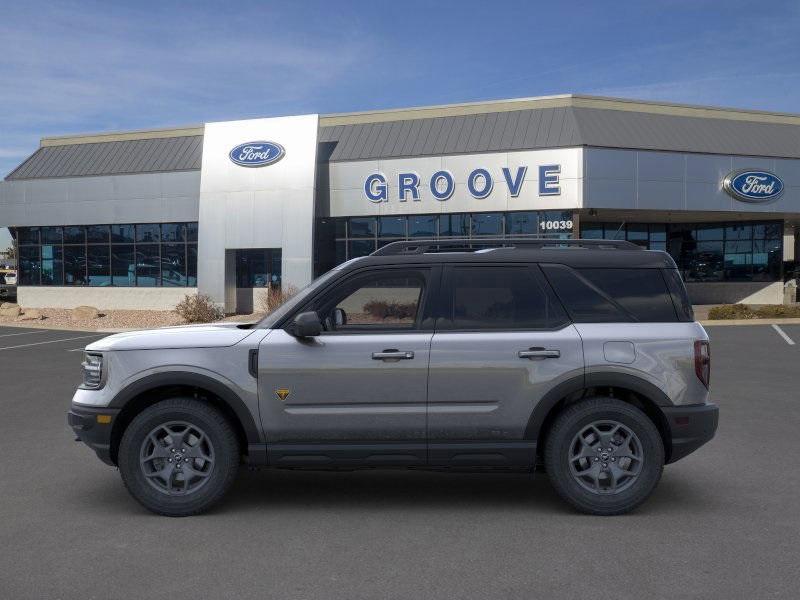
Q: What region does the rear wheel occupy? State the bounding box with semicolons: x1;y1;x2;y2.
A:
118;398;239;516
545;397;664;515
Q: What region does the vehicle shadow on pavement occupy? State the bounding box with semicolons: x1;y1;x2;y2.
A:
224;468;716;516
69;465;717;517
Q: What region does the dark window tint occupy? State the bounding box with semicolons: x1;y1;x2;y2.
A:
162;244;187;286
409;215;437;237
379;216;405;238
87;245;111;286
542;264;678;323
19;246;40;285
86;225;109;244
541;264;626;323
445;266;567;330
63;226;85;244
18;227;40;245
187;245;198;286
64;246;87;286
112;245;135;287
576;268;677;322
348;239;375;258
136;245;160;286
507;212;537;235
41;227;63;244
136;224;160;243
111;224;135;243
662;268;694;322
471;213;503;236
440;214;468;237
161;223;185;243
349;217;376;238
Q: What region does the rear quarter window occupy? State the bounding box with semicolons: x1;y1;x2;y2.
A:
541;264;678;323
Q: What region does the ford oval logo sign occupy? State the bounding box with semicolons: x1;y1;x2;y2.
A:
723;169;784;203
229;141;285;167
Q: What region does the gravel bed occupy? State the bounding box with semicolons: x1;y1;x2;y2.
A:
0;308;260;331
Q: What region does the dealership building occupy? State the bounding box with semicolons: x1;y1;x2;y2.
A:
1;93;799;312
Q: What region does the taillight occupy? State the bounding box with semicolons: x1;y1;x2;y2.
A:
694;340;710;388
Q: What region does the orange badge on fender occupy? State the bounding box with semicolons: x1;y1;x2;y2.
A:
275;388;290;401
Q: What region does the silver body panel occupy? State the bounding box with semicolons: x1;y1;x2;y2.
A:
427;327;584;440
257;329;431;442
575;322;710;406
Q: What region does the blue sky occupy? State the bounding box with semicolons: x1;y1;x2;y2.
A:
1;0;799;249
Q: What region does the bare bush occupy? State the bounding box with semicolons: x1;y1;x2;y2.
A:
363;300;417;320
257;284;298;314
175;294;224;323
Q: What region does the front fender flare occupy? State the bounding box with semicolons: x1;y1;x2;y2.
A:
109;371;262;444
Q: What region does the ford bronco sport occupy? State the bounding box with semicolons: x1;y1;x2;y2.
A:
68;238;718;516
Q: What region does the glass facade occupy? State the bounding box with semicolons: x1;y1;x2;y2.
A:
327;210;574;263
235;249;282;288
15;223;198;287
580;220;783;282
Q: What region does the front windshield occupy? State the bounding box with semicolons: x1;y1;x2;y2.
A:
257;261;356;329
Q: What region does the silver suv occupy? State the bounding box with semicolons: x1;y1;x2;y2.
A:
68;239;718;516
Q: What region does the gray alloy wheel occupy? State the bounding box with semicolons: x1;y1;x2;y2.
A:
545;397;664;516
118;398;239;517
139;421;216;496
568;420;643;495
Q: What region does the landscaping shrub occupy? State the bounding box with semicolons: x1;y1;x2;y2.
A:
707;304;800;320
257;284;298;314
363;300;417;320
754;304;800;318
175;294;223;323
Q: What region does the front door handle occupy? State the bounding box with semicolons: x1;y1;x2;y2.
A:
518;347;560;360
372;349;415;361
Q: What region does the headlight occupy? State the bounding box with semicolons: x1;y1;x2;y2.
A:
81;353;104;389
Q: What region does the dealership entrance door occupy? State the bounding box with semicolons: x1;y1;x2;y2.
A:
231;248;282;314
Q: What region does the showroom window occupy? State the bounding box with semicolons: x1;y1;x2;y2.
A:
14;223;199;287
580;221;783;282
330;210;574;262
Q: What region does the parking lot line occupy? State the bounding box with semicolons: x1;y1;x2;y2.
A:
771;324;795;346
0;330;49;339
0;334;103;351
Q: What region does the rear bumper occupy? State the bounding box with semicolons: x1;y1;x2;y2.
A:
662;403;719;464
68;404;120;466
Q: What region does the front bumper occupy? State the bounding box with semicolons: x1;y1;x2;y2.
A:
68;404;121;466
662;403;719;463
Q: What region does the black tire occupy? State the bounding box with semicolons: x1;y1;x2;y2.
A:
544;397;664;516
118;398;239;516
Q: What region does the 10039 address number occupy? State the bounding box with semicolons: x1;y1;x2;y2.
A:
540;220;573;231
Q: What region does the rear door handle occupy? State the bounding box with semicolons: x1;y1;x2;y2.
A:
372;349;415;360
518;347;560;360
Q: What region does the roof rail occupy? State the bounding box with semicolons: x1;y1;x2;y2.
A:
371;237;642;256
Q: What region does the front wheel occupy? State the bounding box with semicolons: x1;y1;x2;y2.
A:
118;398;240;516
545;397;664;515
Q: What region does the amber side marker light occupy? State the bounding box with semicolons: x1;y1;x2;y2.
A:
96;415;112;424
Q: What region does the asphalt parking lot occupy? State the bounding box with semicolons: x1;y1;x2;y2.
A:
0;324;798;599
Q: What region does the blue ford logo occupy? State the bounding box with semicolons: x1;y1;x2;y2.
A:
229;141;285;167
723;169;784;203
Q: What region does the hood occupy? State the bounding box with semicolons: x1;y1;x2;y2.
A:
86;322;259;352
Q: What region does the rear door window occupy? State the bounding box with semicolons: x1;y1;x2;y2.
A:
440;265;568;330
542;264;678;323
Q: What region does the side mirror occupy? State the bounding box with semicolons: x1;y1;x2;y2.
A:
291;311;322;338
